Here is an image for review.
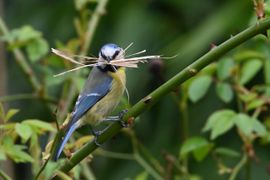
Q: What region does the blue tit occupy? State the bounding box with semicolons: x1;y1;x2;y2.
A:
54;43;126;160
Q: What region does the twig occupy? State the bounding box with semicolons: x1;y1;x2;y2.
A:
0;17;42;94
53;18;270;176
0;93;57;104
0;169;11;180
57;0;109;121
81;0;108;55
229;154;248;180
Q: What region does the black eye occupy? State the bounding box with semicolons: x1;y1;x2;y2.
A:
112;50;120;60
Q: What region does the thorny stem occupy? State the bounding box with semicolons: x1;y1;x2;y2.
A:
54;19;270;176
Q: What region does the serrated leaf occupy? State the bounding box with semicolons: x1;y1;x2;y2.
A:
180;136;209;157
23;119;55;132
217;57;234;80
203;110;236;139
246;99;264;111
5;109;19;122
216;82;233;103
188;76;212;103
26;38;49;62
215;147;240;158
15;123;32;141
240;59;262;85
234;113;254;136
0;25;41;44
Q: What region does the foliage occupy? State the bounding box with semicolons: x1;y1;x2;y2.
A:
1;0;270;180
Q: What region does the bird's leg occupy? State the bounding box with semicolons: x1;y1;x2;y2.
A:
89;125;102;146
102;109;129;127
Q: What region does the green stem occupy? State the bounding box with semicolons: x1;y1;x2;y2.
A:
81;0;108;55
0;18;42;94
229;154;248;180
58;0;109;120
96;149;134;160
55;19;270;175
0;169;11;180
0;93;57;104
134;153;163;180
81;161;96;180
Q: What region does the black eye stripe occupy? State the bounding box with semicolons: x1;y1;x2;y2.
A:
112;50;120;60
100;51;107;60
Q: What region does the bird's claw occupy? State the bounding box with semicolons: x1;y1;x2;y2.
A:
118;109;129;128
91;129;102;146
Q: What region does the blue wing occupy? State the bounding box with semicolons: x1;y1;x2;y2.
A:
53;75;112;160
71;76;112;124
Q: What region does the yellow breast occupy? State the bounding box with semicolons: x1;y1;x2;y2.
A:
84;67;126;125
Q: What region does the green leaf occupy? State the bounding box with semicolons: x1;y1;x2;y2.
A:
203;110;236;139
239;59;263;85
135;171;148;180
0;25;41;43
188;75;212;103
216;82;233;103
264;58;270;98
239;92;257;103
215;147;240;158
4;109;19;122
180;136;211;161
75;0;97;10
193;143;213;162
234;113;253;136
6;145;34;163
0;149;7;161
246;99;264;111
0;103;4;121
217;57;234;80
15;123;33;141
26;38;49;62
23;119;55;132
253;118;267;137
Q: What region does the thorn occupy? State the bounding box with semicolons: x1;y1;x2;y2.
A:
210;43;217;50
143;96;152;104
187;68;197;75
127;117;135;126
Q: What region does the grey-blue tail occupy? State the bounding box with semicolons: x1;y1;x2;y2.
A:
53;123;78;161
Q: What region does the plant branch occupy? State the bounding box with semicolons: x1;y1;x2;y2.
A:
0;93;57;104
53;19;270;176
229;154;248;180
81;0;108;55
57;0;109;121
0;17;42;94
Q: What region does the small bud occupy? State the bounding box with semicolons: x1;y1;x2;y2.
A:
254;0;265;20
149;59;164;75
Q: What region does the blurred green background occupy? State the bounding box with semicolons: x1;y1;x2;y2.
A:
2;0;270;180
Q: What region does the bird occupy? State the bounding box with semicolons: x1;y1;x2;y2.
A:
53;43;126;160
